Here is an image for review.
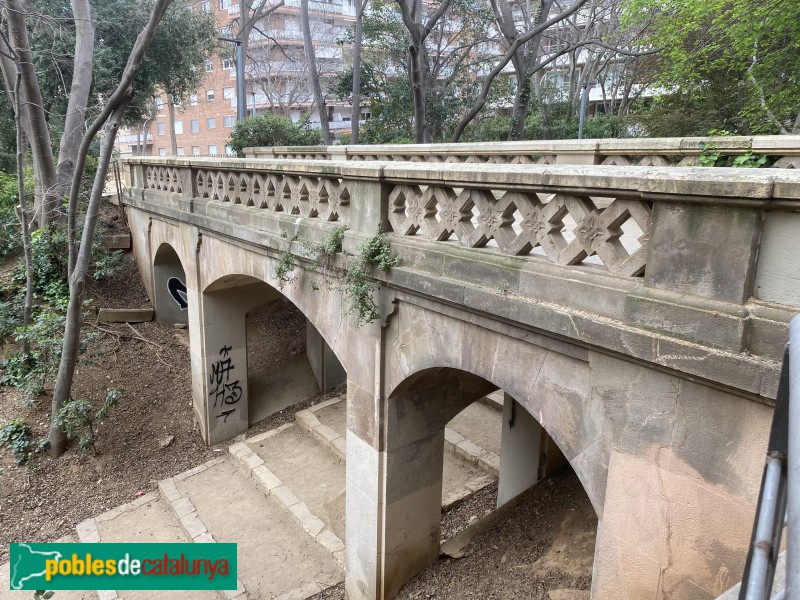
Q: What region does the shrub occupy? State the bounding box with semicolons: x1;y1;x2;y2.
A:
227;114;321;156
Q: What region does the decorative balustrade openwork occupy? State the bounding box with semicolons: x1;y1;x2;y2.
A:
387;184;649;277
246;136;800;169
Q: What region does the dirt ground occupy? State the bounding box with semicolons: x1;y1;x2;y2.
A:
311;471;596;600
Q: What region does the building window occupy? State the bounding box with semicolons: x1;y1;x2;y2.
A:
223;87;234;100
206;117;216;129
219;0;230;9
154;96;164;110
159;148;166;156
192;146;201;155
201;1;210;12
222;59;234;70
174;120;183;135
190;94;198;106
176;147;185;156
208;144;218;155
156;122;166;135
190;119;200;133
226;145;236;156
206;89;215;102
204;60;213;73
223;115;236;127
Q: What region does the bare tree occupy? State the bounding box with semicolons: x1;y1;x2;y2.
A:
393;0;453;143
47;0;175;456
350;0;368;144
300;0;330;142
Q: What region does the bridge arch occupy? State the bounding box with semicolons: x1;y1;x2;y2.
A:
200;271;348;443
381;362;598;597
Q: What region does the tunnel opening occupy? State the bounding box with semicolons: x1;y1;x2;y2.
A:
152;243;188;326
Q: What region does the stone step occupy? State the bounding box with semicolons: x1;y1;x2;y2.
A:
165;455;342;600
80;491;219;600
293;396;496;511
245;423;346;543
0;535;96;600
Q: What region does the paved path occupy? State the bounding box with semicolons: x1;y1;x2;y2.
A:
2;394;502;599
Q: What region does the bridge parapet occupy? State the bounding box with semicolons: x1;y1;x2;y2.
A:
244;135;800;168
125;157;800;398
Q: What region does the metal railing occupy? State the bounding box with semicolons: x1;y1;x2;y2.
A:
737;315;799;599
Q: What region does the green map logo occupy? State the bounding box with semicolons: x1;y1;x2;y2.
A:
9;543;237;590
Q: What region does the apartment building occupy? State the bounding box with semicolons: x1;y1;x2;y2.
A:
118;0;356;157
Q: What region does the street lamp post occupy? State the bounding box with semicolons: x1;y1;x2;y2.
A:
218;36;247;122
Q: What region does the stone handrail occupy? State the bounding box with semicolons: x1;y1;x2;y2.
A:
243;135;800;168
126;157;800;281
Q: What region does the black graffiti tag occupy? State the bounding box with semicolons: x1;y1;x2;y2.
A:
167;277;188;309
209;346;242;422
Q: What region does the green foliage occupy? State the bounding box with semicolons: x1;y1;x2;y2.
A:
275;252;296;290
623;0;800;134
1;307;67;398
228;115;321;156
34;592;55;600
0;418;45;465
53;388;123;453
343;230;399;326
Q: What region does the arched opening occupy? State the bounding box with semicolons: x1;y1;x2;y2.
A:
384;367;597;598
153;243;188;326
201;274;346;442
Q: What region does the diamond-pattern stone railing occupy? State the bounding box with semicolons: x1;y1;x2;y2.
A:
387;184;650;276
245;135;800;169
192;167;350;222
125;157;800;281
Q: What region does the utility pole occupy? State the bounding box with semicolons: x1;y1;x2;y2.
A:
219;36;247;121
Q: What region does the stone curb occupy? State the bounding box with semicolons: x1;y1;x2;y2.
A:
77;516;120;600
232;431;346;571
445;427;500;477
294;409;345;461
157;459;247;600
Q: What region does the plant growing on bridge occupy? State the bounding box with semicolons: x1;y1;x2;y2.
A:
344;230;399;326
275;253;296;290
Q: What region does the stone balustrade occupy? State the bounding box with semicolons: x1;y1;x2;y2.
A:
131;157;800;281
243;135;800;168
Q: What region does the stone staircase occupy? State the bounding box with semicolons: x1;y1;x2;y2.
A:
2;396;502;600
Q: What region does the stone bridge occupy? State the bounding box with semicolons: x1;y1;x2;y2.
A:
121;140;800;600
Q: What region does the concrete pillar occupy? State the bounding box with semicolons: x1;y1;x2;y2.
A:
200;286;251;444
347;371;495;599
306;321;346;392
497;392;570;508
497;393;542;508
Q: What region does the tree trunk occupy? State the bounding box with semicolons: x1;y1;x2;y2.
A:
507;51;529;140
3;0;59;226
408;42;429;143
14;73;33;354
49;101;129;455
301;0;331;144
349;0;365;145
51;0;174;455
56;0;96;201
167;96;178;155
